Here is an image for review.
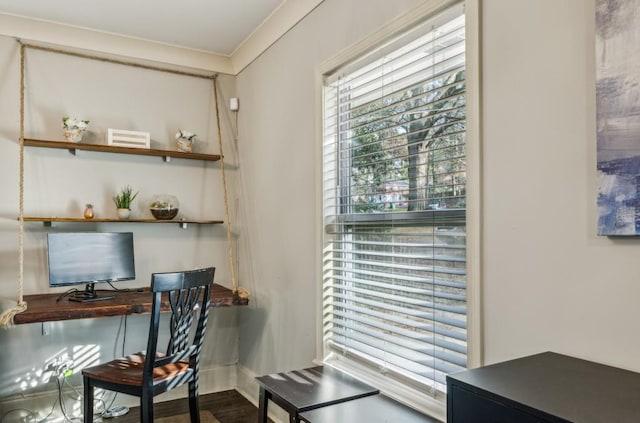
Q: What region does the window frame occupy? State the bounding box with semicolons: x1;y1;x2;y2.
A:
315;0;481;419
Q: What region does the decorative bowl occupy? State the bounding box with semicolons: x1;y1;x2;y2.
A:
150;194;179;220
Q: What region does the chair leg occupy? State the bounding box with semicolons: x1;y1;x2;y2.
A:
189;379;201;423
83;377;93;423
141;391;154;423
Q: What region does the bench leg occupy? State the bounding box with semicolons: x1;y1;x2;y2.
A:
258;386;269;423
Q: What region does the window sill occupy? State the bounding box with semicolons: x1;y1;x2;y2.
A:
322;353;446;422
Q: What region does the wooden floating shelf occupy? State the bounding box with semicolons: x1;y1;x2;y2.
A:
23;138;222;162
22;216;224;229
14;284;248;325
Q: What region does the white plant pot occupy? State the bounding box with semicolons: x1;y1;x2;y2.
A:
117;208;131;219
64;128;86;142
176;137;194;152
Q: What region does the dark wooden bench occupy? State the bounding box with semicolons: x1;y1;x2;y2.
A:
255;366;379;423
299;394;442;423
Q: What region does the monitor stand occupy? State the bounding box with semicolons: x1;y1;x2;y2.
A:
68;282;115;303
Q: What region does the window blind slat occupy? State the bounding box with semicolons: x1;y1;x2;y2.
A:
337;65;466;132
325;272;466;291
326;334;463;380
324;291;467;329
329;313;467;356
325;277;466;303
333;307;467;354
324;285;466;315
327;324;467;368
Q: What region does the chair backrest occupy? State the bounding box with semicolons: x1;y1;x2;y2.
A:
143;267;215;379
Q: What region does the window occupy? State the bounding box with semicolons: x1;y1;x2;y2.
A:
321;2;468;405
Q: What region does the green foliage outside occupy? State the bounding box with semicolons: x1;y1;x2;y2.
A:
348;69;466;214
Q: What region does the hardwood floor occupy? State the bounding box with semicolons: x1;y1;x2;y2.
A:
110;390;271;423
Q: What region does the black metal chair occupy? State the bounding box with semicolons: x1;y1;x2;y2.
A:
82;267;215;423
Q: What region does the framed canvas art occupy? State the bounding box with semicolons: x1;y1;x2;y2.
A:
596;0;640;235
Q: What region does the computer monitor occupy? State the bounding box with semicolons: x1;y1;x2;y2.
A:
47;232;136;302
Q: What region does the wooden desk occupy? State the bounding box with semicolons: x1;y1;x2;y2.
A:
447;351;640;423
299;394;441;423
255;366;379;423
14;283;247;325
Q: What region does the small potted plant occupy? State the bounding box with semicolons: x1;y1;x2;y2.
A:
114;185;139;219
175;129;197;153
62;116;90;142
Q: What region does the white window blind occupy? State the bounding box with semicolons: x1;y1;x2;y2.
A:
322;3;466;396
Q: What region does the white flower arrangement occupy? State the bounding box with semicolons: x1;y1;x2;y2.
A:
175;130;197;141
62;116;89;130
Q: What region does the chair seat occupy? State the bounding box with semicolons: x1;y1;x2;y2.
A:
82;352;190;386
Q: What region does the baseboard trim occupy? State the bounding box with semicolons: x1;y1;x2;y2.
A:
235;364;289;423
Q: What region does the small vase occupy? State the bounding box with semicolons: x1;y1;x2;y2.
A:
176;138;193;153
64;128;86;142
84;204;94;219
117;208;131;219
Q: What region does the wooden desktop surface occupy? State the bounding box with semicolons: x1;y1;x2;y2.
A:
14;283;246;325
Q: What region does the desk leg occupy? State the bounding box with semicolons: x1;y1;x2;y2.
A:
258;386;269;423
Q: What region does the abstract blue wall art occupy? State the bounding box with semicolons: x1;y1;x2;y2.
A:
596;0;640;235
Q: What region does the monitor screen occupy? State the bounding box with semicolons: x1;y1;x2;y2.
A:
47;232;135;300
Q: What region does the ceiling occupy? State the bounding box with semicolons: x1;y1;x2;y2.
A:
0;0;287;56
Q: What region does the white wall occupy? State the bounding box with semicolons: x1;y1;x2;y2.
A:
0;34;240;416
480;0;640;369
236;0;640;396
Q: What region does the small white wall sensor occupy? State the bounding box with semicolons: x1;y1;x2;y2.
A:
230;98;239;111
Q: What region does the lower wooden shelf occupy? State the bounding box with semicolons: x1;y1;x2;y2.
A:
14;283;247;325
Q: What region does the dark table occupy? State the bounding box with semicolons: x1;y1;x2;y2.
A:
299;394;441;423
447;351;640;422
255;366;379;423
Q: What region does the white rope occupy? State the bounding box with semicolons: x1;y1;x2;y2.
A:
19;42;216;81
1;40;28;328
212;78;249;302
